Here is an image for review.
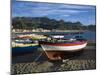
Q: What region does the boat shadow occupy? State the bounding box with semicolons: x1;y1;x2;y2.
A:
12;46;85;64
61;50;85;59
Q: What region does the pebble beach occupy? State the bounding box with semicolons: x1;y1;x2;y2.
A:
11;42;96;75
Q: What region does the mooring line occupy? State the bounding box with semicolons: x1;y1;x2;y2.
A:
34;51;44;62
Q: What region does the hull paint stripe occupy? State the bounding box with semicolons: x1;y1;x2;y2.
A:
41;43;87;51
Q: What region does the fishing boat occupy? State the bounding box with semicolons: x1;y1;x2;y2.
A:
12;36;39;55
12;36;38;47
39;35;87;60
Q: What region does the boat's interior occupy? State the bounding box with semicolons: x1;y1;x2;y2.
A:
41;38;77;43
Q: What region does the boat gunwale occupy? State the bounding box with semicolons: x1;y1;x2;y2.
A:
39;40;87;46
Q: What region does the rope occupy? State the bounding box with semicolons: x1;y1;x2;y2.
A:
34;51;44;62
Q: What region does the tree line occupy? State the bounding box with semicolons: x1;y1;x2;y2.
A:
12;17;96;31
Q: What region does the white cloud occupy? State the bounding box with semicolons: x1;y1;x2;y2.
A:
58;4;95;9
60;14;70;17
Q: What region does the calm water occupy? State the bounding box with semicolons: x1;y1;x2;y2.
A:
83;31;96;41
64;31;96;42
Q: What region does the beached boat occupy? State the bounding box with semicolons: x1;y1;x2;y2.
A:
12;36;38;47
39;35;87;60
12;37;39;55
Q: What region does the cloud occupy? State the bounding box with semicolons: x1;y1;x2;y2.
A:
12;1;92;17
57;4;95;10
51;9;88;14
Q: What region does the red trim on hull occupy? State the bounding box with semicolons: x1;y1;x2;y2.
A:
40;41;87;46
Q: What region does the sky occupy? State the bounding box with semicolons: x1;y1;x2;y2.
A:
12;0;96;25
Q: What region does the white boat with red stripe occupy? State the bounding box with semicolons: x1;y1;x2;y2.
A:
39;35;87;60
40;41;87;51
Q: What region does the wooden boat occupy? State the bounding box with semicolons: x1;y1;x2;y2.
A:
12;36;38;47
12;37;39;55
39;35;87;60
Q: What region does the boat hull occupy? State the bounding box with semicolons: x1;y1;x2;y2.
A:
41;42;87;51
44;50;84;60
40;41;87;60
